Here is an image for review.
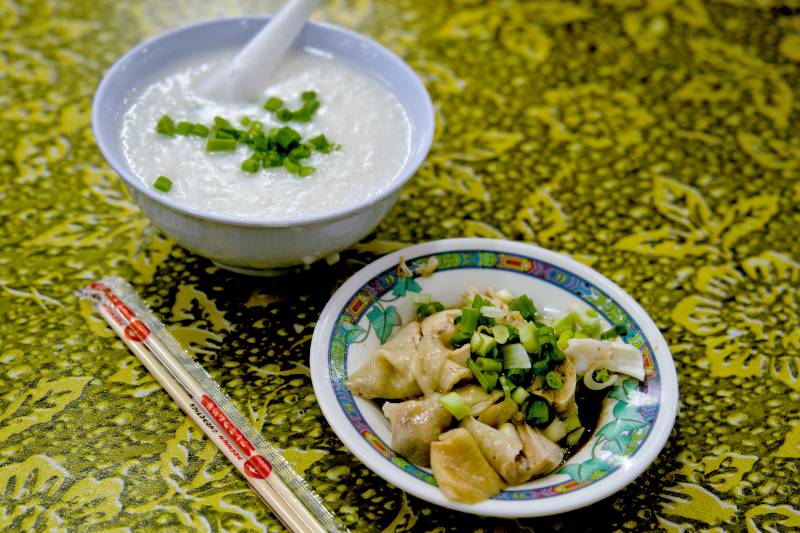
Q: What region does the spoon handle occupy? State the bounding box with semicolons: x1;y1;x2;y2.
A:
202;0;319;102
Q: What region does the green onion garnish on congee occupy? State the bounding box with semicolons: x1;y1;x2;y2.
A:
153;90;339;177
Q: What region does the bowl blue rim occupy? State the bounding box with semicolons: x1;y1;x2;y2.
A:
311;238;679;517
91;15;435;228
327;249;662;499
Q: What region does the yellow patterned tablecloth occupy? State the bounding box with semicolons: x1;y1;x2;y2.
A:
2;0;799;531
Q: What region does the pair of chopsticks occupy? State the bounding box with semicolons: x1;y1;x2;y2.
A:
81;278;340;533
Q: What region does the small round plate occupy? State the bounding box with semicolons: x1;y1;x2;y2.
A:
310;238;678;517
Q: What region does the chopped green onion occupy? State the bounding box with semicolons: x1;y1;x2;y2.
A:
249;134;267;151
484;371;499;391
292;100;320;122
511;386;530;405
600;324;628;339
476;357;502;372
156;115;175;136
206;138;237;152
478;315;496;329
417;301;444;320
152;175;172;193
480;305;506;319
557;330;574;350
492;325;510;344
283;158;300;174
599;328;617;340
532;360;550;375
247;120;263;135
467;359;498;392
471;294;489;310
214;129;236;140
537;326;556;347
262;151;282;167
275;126;301;149
506;368;529;387
545;371;563;390
554;314;574;337
289;144;312;160
213;116;234;130
499;376;512;401
505;325;519;343
564;415;582;433
459;308;480;335
501;343;531;369
191;124;209;137
276;108;294;122
152;91;338;186
290;109;310;123
519;322;539;353
450;331;472;347
241;158;260;173
550;347;566;363
526;400;551;427
582;319;602;338
266;91;321;122
543;418;567;442
439;392;470;420
495;289;514;303
509;294;536;320
593;367;611;383
264;97;284;112
538;326;556;337
470;332;497;357
176;121;194;135
308;134;335;153
540;343;554;360
570;308;602;337
565;427;585;446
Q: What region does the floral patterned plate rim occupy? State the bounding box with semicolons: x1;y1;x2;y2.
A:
310;238;678;517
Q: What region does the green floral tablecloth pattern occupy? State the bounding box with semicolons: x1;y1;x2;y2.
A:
2;0;799;531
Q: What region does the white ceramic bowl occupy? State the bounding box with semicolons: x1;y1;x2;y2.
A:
310;238;678;517
92;16;434;275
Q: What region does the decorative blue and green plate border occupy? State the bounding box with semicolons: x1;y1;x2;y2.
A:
327;250;660;499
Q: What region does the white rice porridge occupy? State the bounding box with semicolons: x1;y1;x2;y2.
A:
121;47;412;221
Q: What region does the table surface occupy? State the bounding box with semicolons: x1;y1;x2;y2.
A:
2;0;800;531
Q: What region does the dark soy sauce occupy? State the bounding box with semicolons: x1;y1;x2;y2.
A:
561;383;608;461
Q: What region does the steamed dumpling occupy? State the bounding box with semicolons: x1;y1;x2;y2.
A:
382;396;452;466
413;309;461;395
438;345;472;393
565;338;645;381
476;398;519;427
564;338;610;375
430;428;505;503
453;383;493;406
452;384;505;417
515;422;564;477
462;417;535;485
347;321;422;399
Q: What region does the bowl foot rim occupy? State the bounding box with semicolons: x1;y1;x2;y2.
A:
211;260;303;277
